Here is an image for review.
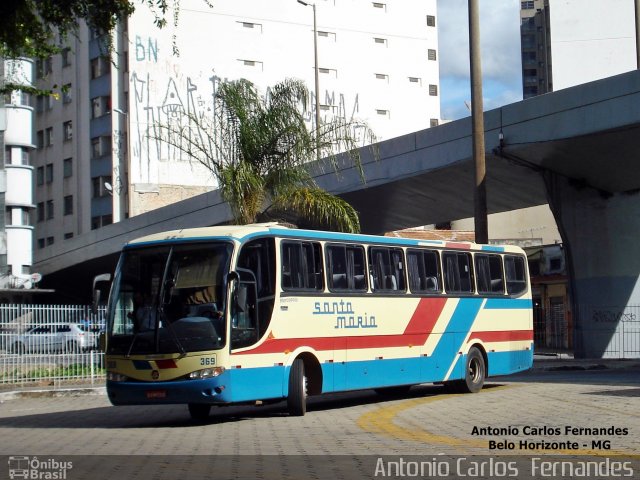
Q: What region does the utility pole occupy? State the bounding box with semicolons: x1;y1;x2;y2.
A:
468;0;488;244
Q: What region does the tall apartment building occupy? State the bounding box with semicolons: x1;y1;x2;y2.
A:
1;57;38;298
520;0;637;98
31;0;441;254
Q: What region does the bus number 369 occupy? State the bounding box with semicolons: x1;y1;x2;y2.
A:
200;357;216;366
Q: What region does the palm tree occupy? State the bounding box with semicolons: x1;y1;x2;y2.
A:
152;78;376;233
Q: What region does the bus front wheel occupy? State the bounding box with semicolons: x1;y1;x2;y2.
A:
287;358;307;416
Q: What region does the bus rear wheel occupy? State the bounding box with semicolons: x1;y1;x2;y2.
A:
287;358;307;416
188;403;211;421
457;347;486;393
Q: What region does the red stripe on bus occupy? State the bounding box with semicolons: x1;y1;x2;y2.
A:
232;298;448;355
469;330;533;342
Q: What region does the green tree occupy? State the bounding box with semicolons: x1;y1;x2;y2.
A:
153;78;376;233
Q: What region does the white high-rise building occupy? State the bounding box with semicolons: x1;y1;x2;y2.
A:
31;0;441;254
520;0;636;97
1;57;37;294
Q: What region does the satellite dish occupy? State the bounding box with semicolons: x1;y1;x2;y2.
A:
104;182;113;192
31;273;42;284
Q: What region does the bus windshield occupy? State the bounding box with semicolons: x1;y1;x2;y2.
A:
107;242;233;355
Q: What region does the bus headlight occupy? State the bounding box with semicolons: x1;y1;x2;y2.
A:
107;372;129;382
189;367;225;379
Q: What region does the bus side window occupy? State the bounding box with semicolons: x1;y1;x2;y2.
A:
326;243;367;292
407;249;441;293
281;240;324;291
475;254;505;294
505;255;527;295
369;247;406;293
443;251;474;294
235;238;276;345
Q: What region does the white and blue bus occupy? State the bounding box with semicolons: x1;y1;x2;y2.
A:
102;223;533;419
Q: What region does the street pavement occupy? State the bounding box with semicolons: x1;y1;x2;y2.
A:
0;357;638;479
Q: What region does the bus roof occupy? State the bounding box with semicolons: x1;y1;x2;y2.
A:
125;223;525;253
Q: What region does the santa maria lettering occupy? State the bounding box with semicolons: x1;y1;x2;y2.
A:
312;300;378;329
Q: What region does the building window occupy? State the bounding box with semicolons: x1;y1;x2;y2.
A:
238;59;264;70
38;238;46;249
63;158;73;178
45;127;54;146
521;1;534;9
46;163;53;183
92;176;112;198
62;84;72;104
36;95;45;113
36;166;44;185
63;120;73;141
64;232;74;240
428;49;437;61
374;37;388;46
46;200;54;220
91;95;110;118
430;118;439;127
37;202;45;222
90;57;110;78
375;73;389;82
63;195;73;215
46;236;54;246
317;31;336;41
426;15;436;27
429;84;438;96
372;2;386;10
36;130;44;149
61;47;71;67
408;77;422;85
376;109;390;118
91;214;113;230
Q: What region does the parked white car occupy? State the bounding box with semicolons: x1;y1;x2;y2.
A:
9;323;99;354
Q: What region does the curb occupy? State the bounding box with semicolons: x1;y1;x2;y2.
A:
0;386;105;401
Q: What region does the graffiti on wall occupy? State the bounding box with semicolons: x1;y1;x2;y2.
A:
128;35;365;187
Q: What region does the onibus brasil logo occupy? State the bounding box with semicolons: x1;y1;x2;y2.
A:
8;456;73;479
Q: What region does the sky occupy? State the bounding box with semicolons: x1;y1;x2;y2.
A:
437;0;523;121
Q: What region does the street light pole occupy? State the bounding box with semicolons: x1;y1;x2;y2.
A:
297;0;321;137
468;0;488;244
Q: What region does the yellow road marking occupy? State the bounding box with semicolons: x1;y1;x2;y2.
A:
357;385;639;457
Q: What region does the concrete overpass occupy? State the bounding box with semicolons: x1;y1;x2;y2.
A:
36;69;640;358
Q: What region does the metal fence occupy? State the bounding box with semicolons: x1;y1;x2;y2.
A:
577;304;640;359
0;304;106;388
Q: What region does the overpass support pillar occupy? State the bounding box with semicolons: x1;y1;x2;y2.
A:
546;173;640;358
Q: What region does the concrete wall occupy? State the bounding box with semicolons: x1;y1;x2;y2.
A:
548;174;640;358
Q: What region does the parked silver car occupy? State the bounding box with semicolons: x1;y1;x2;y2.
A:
9;323;99;354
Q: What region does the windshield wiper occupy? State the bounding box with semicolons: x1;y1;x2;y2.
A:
157;305;186;358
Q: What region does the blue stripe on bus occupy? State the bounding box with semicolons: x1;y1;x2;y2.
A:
484;298;532;309
481;245;505;252
427;297;484;380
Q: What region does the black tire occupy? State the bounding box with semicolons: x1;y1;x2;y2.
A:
287;358;307;416
188;403;211;421
66;341;79;352
458;347;486;393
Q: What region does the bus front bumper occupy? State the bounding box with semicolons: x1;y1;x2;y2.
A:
107;375;231;406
